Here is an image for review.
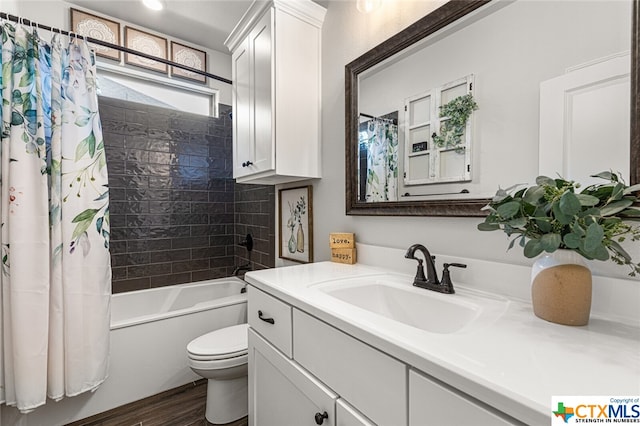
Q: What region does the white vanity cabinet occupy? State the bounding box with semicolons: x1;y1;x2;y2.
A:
225;0;326;184
247;283;521;426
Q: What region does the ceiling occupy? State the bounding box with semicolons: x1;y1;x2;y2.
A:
66;0;259;53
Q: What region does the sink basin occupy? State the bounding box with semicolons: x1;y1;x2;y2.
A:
315;275;508;334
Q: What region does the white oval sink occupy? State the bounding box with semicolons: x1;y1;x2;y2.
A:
315;275;508;334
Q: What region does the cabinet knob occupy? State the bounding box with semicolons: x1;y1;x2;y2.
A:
314;411;329;425
242;161;254;167
258;310;275;324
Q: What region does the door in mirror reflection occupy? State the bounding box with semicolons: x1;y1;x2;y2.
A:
539;53;630;187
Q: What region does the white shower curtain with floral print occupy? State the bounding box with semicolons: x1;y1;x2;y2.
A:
0;22;111;413
360;118;398;202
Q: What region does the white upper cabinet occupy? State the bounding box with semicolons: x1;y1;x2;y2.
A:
225;0;326;184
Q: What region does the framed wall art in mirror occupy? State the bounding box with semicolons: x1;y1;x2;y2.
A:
345;0;639;216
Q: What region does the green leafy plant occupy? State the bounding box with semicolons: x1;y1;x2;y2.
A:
478;172;640;276
432;93;478;150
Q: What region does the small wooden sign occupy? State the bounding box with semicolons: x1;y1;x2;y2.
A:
331;248;357;264
329;233;355;249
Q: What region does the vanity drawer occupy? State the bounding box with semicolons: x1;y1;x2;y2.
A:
247;286;293;357
293;309;406;426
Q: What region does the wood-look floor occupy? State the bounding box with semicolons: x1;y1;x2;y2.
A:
67;380;248;426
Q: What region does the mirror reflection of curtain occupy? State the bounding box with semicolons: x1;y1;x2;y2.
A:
359;118;398;202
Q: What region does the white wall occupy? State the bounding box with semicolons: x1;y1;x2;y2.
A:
307;0;640;281
2;0;19;14
4;1;233;105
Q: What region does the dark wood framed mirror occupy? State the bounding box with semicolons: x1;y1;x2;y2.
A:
345;0;639;216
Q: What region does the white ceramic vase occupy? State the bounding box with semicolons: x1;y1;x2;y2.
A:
530;249;592;326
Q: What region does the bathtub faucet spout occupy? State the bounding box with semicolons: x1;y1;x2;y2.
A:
233;263;252;276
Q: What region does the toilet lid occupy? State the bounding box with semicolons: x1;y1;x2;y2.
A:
187;323;249;358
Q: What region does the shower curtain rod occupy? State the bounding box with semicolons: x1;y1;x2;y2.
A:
0;12;232;85
359;113;398;125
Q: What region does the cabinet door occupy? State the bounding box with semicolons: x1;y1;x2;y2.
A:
232;36;252;178
409;369;521;425
249;8;274;174
249;329;337;426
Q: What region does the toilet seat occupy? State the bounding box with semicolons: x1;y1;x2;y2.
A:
187;323;249;362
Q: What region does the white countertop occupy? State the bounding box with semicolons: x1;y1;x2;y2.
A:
245;256;640;425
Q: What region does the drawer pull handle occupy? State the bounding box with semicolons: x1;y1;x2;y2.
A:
242;161;254;167
314;411;329;425
258;310;275;324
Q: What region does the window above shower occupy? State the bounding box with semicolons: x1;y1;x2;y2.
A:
97;63;219;118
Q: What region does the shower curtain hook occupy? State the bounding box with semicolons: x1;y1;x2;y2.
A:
81;33;89;52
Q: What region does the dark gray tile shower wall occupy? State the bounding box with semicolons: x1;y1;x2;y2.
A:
235;183;276;273
99;97;275;293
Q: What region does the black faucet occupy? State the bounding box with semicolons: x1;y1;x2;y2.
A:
233;234;254;276
405;244;439;287
404;244;466;294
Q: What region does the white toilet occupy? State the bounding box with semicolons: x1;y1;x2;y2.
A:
187;323;249;425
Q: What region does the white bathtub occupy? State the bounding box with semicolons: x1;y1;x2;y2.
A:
111;278;247;329
7;277;248;426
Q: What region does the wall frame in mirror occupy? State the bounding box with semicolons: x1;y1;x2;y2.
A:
345;0;639;216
